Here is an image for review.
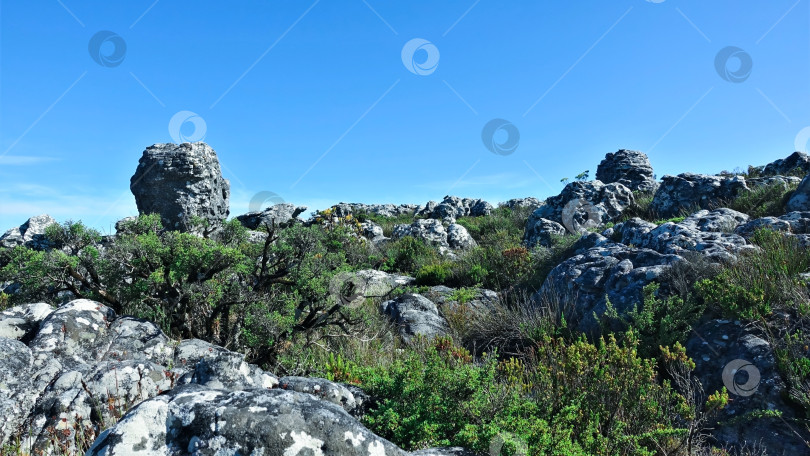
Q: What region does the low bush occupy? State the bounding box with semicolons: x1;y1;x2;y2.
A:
727;180;799;218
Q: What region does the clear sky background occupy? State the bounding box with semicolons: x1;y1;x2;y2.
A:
1;0;809;233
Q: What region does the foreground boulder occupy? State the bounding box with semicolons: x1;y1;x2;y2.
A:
130;142;230;234
536;242;683;334
0;214;56;250
686;319;810;454
650;173;748;219
86;384;405;456
595;149;657;192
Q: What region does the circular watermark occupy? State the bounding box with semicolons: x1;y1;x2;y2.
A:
561;198;603;234
401;38;440;76
722;359;760;397
328;271;367;308
714;46;752;83
489;431;528;456
481;119;520;156
248;191;285;213
88;31;127;68
168;111;207;144
794;127;810;153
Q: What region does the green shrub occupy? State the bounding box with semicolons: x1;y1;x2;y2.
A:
343;333;688;455
415;262;454;285
379;236;439;275
727;180;799;218
695;228;810;320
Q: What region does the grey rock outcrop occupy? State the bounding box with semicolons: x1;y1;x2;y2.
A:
417;196;493;220
360;221;386;243
595;149;657;192
786;174;810;212
0;302;53;341
236;203;307;229
686;319;810;454
525;180;634;238
327;203;418;219
130;143;230;234
423;286;499;313
650;173;748;219
392;219;477;251
761;151;810;177
615;208;752;261
86;383;405;456
536;243;683;335
0;214;57;250
735;211;810;247
380;294;449;343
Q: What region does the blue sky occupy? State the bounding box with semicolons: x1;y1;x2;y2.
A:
1;0;809;233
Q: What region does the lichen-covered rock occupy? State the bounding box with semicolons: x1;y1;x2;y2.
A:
423;286;499;313
85;384;406;456
0;302;54;342
527;180;634;232
735;211;810;247
499;197;543;211
0;214;57;250
536;243;683;335
418;196;493;220
761;151;810;177
392;219;476;251
380;294;449;343
360;221;386;243
650;173;748;219
787;174;810;212
130;142;230;235
615;209;752;261
686;319;810;454
0;337;35;447
278;376;367;417
523;218;567;248
235;203;307;229
595;149;657;192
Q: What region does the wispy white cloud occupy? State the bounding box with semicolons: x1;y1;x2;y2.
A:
0;155;58;165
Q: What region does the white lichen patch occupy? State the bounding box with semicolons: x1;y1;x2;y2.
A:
76;317;91;326
248;406;267;413
367;440;386;456
344;431;366;447
283;431;324;456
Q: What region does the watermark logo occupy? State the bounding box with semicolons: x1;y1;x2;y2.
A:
481;118;520;156
248;191;285;213
489;431;528;456
561;198;603;234
714;46;752;83
328;272;367;308
722;359;760;397
168;111;207;144
794;127;810;153
88;31;127;68
401;38;440;75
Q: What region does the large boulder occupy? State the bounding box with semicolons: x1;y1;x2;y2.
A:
85;384;405;456
786;174;810;212
595;149;657;192
235;203;307;229
380;293;449;344
615;208;752;261
650;173;748;219
536;242;683;335
525;180;634;238
686;319;810;454
130;143;230;235
761;151;810;177
0;214;56;250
